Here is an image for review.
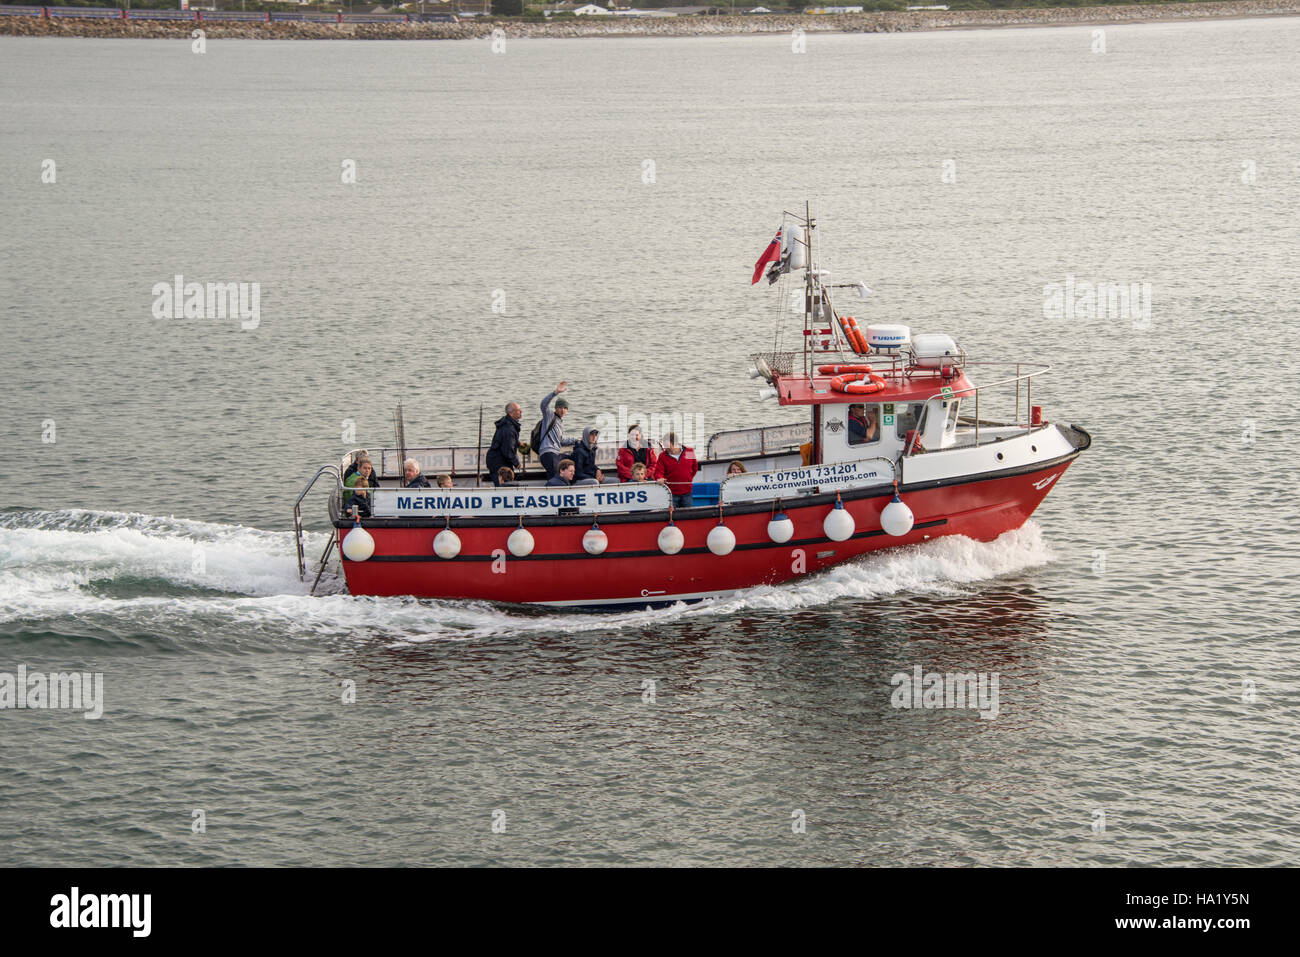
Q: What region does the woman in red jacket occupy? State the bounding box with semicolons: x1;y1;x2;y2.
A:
616;423;660;483
657;432;699;508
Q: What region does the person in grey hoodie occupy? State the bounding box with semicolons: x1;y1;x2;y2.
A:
572;426;600;482
538;380;577;479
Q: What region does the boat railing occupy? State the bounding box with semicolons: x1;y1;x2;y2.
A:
373;443;619;480
904;361;1053;456
750;349;946;379
706;421;812;461
756;346;980;386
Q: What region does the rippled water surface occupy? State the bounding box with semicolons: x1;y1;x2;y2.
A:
1;21;1298;866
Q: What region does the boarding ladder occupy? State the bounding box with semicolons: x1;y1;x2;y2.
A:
293;465;341;595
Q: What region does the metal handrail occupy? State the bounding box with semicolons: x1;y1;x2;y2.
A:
903;362;1052;456
293;465;341;580
373;443;618;478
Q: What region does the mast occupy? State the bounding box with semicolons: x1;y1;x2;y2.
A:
804;201;815;377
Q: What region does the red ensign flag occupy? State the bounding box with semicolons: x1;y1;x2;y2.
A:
751;226;783;285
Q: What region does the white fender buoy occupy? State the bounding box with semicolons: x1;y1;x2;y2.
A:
707;523;736;556
658;523;684;555
823;500;855;542
880;494;915;537
767;511;794;543
507;527;534;557
433;528;461;559
342;524;375;562
583;524;608;555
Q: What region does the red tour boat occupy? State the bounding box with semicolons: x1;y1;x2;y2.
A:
294;207;1090;609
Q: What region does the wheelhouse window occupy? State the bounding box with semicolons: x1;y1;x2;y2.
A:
943;399;961;440
893;402;925;440
847;403;881;445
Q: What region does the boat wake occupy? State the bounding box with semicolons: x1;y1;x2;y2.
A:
0;508;1053;648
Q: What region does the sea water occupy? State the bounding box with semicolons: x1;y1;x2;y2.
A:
1;21;1298;865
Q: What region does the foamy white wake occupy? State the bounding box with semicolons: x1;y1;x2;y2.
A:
0;509;1053;644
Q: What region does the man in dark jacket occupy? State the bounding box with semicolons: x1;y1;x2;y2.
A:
572;427;599;482
486;402;522;485
401;458;431;488
546;459;576;487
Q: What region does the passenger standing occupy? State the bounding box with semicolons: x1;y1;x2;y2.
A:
538;381;577;479
657;432;699;508
616;424;660;482
486;402;523;485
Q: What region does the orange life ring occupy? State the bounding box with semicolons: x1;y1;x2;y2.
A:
818;363;874;375
831;373;887;395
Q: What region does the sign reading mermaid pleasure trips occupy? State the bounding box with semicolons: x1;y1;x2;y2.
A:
371;482;671;518
721;459;893;504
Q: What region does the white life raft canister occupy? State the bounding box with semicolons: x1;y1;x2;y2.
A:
912;333;960;368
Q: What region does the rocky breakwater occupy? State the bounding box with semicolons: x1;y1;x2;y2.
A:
2;2;1299;41
497;1;1300;35
0;16;484;39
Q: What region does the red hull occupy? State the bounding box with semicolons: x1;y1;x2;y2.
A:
338;459;1077;608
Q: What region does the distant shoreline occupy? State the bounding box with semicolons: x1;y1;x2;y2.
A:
3;2;1299;41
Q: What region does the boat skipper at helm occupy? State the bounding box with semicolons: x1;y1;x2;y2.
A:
848;404;878;444
537;380;578;479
